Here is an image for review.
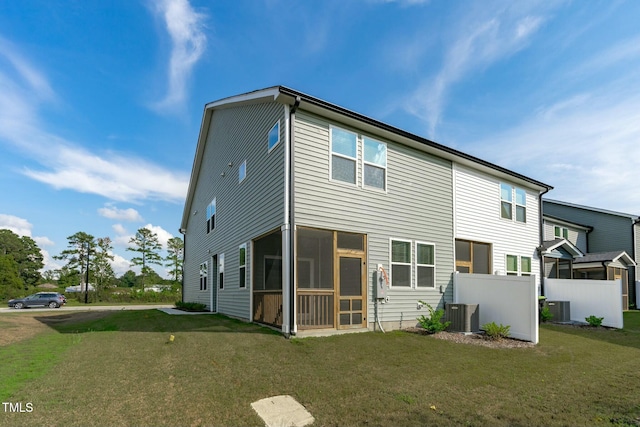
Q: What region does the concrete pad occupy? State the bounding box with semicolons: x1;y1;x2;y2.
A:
251;395;314;427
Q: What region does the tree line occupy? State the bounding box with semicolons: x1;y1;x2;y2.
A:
0;227;183;301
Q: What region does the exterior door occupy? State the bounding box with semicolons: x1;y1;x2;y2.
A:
337;254;366;329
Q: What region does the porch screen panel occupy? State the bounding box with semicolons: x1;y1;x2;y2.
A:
297;228;333;289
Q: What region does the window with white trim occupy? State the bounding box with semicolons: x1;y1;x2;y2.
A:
239;244;246;288
268;121;280;151
506;254;518;275
390;239;411;287
521;257;532;276
506;255;531;276
199;261;207;291
330;127;358;185
239;160;246;183
500;184;526;223
206;198;216;233
363;137;387;190
500;183;513;220
416;242;435;288
218;253;225;290
515;188;526;222
554;226;568;239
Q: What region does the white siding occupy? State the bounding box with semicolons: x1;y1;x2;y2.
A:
454;164;542;287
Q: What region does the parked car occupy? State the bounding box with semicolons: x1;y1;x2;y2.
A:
8;292;67;309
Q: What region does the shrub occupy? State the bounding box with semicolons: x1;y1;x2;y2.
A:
416;302;450;334
585;315;604;327
540;306;553;322
482;322;511;340
175;301;207;312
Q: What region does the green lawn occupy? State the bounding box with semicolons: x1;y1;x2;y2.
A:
1;310;640;427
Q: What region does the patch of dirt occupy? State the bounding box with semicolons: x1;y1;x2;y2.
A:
404;328;536;349
0;311;114;346
0;315;50;346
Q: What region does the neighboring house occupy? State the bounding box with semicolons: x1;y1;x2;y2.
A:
542;200;640;309
180;86;552;336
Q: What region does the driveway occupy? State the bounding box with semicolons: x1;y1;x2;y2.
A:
0;304;174;314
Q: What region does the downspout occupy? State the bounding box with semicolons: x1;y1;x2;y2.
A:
282;96;301;337
179;228;186;303
632;218;639;309
539;188;551;296
289;96;301;336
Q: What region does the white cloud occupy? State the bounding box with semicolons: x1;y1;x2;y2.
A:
23;145;188;203
0;41;189;204
144;223;174;248
469;80;640;215
34;236;55;247
98;204;144;222
112;223;132;247
0;213;33;236
151;0;207;113
0;213;59;271
111;253;133;276
400;4;550;138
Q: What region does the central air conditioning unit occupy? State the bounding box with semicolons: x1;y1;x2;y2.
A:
546;301;571;323
445;303;479;333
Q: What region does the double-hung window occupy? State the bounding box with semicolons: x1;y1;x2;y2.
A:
515;188;526;222
521;257;532;276
363;137;387;190
416;242;435;288
500;184;513;220
239;244;246;288
500;184;526;223
506;255;519;275
206;198;216;233
330;127;358;185
390;239;411;287
199;261;208;291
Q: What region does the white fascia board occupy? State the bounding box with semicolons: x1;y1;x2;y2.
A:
205;87;282;110
544;239;584;257
543;215;592;232
613;251;637;266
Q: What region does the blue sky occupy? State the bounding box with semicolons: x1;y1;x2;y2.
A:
1;0;639;277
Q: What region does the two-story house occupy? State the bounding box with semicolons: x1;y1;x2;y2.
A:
180;86;552;336
542;199;640;309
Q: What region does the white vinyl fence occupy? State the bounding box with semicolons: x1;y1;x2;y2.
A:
545;279;623;329
454;273;538;343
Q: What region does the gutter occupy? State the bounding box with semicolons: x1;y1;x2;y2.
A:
538;187;551;296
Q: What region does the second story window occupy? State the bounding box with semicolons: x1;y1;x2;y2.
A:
363;137;387;190
330;127;357;185
268;121;280;151
239;160;247;183
554;226;568;239
206;198;216;233
500;184;526;223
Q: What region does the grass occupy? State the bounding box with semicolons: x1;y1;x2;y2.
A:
1;311;640;426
